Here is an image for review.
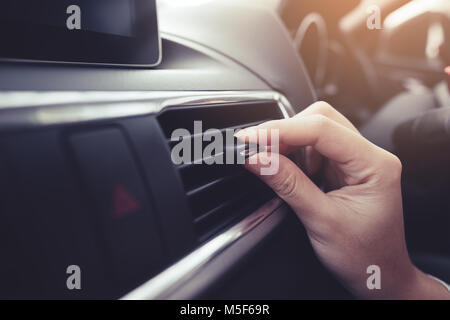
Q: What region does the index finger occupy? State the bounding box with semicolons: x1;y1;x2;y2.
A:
236;115;378;173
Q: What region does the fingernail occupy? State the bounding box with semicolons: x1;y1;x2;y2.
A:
239;143;260;159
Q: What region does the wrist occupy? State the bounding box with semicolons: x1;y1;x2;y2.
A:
377;262;419;300
391;265;426;300
367;264;450;300
353;259;419;300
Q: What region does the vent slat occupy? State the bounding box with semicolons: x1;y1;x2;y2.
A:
167;119;271;147
186;171;247;197
194;188;275;243
175;151;226;170
158;101;279;138
193;193;249;225
180;163;247;191
157;100;283;242
188;175;261;219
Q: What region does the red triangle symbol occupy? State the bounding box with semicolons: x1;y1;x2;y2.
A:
112;184;141;218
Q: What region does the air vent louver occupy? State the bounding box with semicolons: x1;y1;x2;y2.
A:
157;100;283;242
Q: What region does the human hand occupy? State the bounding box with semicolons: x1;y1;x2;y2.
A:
236;102;450;299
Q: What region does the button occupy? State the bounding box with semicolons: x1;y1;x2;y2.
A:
112;183;141;218
69;128;164;294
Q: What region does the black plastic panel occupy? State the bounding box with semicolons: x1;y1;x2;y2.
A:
0;129;113;298
68;127;165;296
0;112;196;298
122;116;196;263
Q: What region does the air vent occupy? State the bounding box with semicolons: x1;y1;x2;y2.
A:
157;100;283;242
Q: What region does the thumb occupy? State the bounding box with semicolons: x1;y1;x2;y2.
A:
246;152;331;227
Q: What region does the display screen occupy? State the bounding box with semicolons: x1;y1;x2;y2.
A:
0;0;161;67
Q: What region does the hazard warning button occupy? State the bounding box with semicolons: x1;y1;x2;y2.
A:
68;128;163;290
112;183;141;218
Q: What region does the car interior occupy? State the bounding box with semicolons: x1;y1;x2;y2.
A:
0;0;449;299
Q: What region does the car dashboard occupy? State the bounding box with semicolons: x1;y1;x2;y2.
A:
0;1;352;299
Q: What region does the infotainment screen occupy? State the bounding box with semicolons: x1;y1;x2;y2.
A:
0;0;161;67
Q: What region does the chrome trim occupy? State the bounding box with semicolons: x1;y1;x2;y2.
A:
0;90;296;130
121;198;284;300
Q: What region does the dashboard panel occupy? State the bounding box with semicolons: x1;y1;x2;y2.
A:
0;2;335;299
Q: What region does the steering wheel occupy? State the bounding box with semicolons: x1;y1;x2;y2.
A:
293;10;380;113
293;13;329;89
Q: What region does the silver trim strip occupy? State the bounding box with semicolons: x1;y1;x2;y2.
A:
0;90;296;130
122;198;284;300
